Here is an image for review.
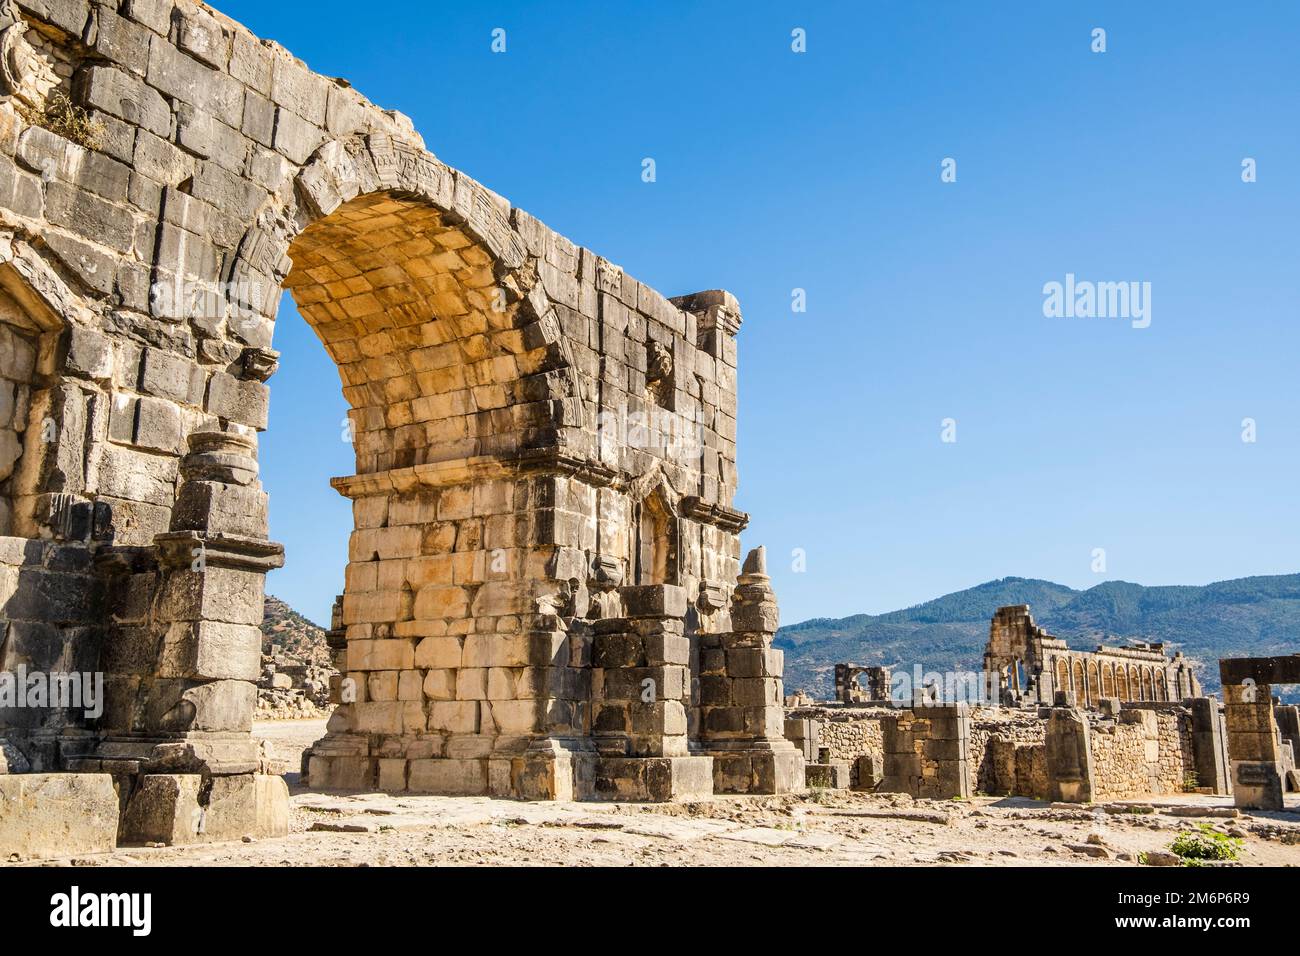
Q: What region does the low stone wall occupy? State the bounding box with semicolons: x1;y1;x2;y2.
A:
786;705;888;787
970;708;1046;795
787;699;1213;802
1089;707;1195;799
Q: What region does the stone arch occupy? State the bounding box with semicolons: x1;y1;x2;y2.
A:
1129;665;1141;700
1054;656;1069;697
1071;658;1086;707
1141;667;1154;701
1101;662;1115;698
1086;660;1100;704
1116;665;1131;700
1155;671;1168;702
0;0;784;827
202;134;597;798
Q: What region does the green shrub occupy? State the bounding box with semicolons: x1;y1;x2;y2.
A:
1169;824;1242;866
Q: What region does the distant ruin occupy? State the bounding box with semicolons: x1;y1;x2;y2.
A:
785;604;1243;805
983;605;1201;707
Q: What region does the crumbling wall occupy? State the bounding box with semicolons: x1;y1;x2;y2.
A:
784;704;888;787
878;704;970;799
785;706;887;763
970;708;1045;795
1088;707;1195;799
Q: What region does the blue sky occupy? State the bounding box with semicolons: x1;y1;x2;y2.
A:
227;0;1300;627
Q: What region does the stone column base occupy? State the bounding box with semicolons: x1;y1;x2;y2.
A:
119;772;289;845
511;750;596;801
708;746;805;794
593;755;714;802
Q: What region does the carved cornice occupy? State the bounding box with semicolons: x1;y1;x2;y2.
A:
680;495;749;533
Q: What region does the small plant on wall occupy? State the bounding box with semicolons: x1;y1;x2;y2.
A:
15;91;104;151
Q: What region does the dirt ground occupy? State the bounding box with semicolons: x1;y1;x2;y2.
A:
33;719;1300;867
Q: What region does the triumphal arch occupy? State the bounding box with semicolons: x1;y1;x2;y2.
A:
0;0;801;851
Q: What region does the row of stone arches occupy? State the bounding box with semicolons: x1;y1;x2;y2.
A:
1053;656;1168;708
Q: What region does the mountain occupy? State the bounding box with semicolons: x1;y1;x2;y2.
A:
260;595;330;665
776;574;1300;700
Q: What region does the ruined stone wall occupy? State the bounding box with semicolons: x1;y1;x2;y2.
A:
969;708;1045;795
784;704;887;787
985;605;1202;706
1089;707;1195;799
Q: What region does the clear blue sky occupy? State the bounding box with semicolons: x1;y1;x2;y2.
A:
226;0;1300;628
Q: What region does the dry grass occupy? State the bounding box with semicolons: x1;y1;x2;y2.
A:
16;91;105;151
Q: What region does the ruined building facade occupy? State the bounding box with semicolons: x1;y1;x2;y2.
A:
983;605;1202;709
0;0;802;851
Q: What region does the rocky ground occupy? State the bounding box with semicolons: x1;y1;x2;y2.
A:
27;718;1300;867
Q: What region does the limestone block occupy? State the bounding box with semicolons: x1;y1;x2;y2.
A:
146;678;256;733
347;638;415;671
0;773;119;860
171;480;268;537
133;395;183;452
64;324;114;380
204;773;289;841
121;772;288;845
427;700;479;734
159;620;261;680
414;636;461;669
140;348;205;404
118;773;204;845
177;5;231;68
156;565;265;625
146;31;244;126
592;755;714;802
79;64;171;136
422;668;456;700
407;757;488;795
206;370;269;429
307;755;375;790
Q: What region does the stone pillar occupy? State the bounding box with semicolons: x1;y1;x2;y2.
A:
1187;696;1229;795
865;665;892;702
1044;706;1095;803
143;431;283;765
698;547;804;794
878;704;971;799
1274;704;1300;769
103;430;289;844
1223;682;1284;810
587;584;713;800
783;717;820;763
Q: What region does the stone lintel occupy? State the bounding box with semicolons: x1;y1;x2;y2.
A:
1220;655;1300;687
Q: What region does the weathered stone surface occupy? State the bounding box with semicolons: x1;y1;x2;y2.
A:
0;773;119;859
0;0;781;809
120;772;288;844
